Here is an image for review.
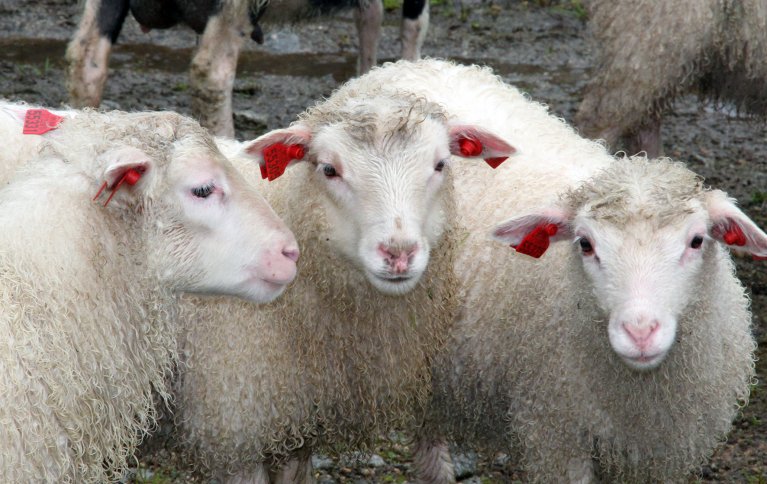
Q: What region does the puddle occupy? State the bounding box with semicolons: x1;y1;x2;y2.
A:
0;37;358;82
0;38;584;87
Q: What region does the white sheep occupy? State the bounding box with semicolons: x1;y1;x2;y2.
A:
0;103;298;482
574;0;767;157
171;58;619;482
417;156;763;482
66;0;430;137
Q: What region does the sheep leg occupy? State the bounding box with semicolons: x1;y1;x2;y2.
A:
66;0;128;108
567;457;596;484
355;0;383;74
625;118;663;158
401;0;429;61
270;448;316;484
189;2;249;138
412;436;456;484
221;465;271;484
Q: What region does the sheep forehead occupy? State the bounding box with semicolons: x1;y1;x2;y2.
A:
568;157;706;228
303;91;448;148
311;105;450;175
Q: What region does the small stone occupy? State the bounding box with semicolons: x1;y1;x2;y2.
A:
312;455;334;471
451;450;478;480
493;452;510;467
368;454;386;467
318;475;336;484
460;477;482;484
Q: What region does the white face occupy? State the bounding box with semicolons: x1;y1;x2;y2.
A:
160;145;298;303
573;209;709;370
310;120;452;295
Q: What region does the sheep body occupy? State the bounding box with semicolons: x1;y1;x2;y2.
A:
176;119;462;476
0;105;296;481
174;59;617;480
424;156;759;482
575;0;767;156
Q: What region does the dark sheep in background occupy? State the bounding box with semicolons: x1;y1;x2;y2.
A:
66;0;429;138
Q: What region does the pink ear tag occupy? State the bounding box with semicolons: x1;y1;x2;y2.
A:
22;109;64;135
261;143;305;181
723;223;747;246
93;168;143;207
515;223;558;258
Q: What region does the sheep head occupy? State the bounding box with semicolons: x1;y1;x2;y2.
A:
492;158;767;371
31;109;299;304
241;95;514;295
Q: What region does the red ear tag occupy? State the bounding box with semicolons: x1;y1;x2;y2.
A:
22;109;64;135
515;223;558;259
723;224;747;246
484;157;508;169
93;168;144;207
261;143;305;181
754;255;767;261
458;138;483;157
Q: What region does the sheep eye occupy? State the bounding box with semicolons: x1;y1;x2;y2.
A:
690;235;704;249
435;160;446;172
191;184;214;198
579;237;594;255
322;164;338;178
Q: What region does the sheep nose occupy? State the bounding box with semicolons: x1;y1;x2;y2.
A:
378;242;419;274
623;321;659;348
282;245;300;262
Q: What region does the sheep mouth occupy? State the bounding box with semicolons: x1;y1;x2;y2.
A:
374;274;413;283
622;351;666;370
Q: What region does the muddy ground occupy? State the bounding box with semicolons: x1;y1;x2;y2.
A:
1;0;765;482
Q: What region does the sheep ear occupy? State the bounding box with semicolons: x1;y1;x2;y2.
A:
448;124;515;169
241;125;312;181
492;209;573;259
707;190;767;259
95;146;152;206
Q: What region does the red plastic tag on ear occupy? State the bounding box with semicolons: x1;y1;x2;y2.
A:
754;255;767;261
261;143;305;181
93;168;144;206
23;109;64;135
485;157;508;169
458;138;483;157
723;223;747;246
515;223;558;258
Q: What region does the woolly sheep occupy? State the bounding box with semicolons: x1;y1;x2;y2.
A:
417;156;763;482
0;103;298;482
575;0;767;157
66;0;430;137
171;58;617;482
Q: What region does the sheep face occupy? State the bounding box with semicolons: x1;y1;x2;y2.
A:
83;124;299;304
571;207;710;370
158;141;299;303
493;159;767;371
306;117;452;295
243;103;514;295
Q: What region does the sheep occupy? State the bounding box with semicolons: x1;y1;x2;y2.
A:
574;0;767;158
416;156;763;483
171;58;618;482
66;0;430;137
0;102;298;482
